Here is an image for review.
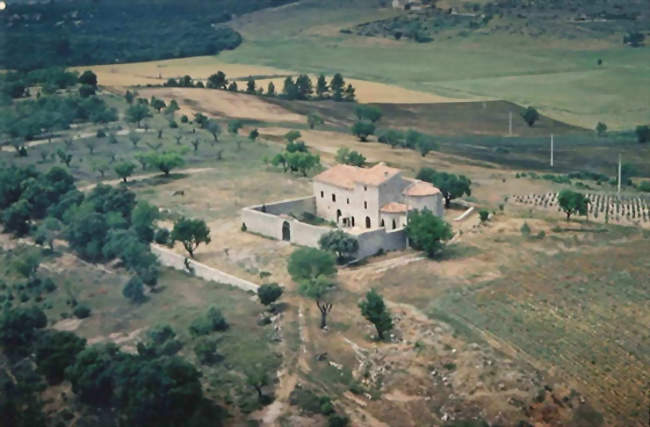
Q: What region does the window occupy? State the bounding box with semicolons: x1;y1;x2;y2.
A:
380;219;385;227
332;194;336;202
392;219;397;229
364;186;367;191
351;217;355;227
346;198;350;204
364;201;367;209
365;216;371;228
320;191;324;198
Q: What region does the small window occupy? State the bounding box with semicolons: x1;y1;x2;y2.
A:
392;219;397;229
346;198;350;204
320;191;324;198
380;219;385;227
364;201;368;209
332;194;336;202
364;186;367;191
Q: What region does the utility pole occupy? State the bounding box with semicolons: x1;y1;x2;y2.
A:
618;154;622;195
550;134;554;168
508;111;513;136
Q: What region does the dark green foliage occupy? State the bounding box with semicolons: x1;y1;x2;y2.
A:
355;105;382;123
207;71;228;89
34;330;86;385
335;147;366;167
289;386;334;415
228;119;244;135
286;140;307;153
137;324;183;359
417;168;472;208
479;209;489;222
636;125;649;143
78;70;98;87
638;181;650;192
558;189;589;220
123;276;146;304
0;0;293;70
285;130;302;143
521;106;540;127
285;151;321;176
329;413;350;427
171;217;211;258
405;210;453;258
330;73;345;101
351;121;376;141
114;161;136;183
319;230;359;263
131;201;159;243
154;228;171;245
288;248;337;283
249;128;260;141
189;306;229;336
316;74;329;98
0;306;47;351
359;289;393;340
79;84;96;98
193;338;221;365
144;151;185;176
126;104;152;127
2;199;32;236
73;304;91;319
257;283;283;307
623;32;645;47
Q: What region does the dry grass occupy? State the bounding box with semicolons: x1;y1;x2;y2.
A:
137;87;305;123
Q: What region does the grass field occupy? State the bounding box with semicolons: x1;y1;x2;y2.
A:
218;0;650;130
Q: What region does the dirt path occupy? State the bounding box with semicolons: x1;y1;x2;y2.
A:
78;167;215;191
1;128;143;153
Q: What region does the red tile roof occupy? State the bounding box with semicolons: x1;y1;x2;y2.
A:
314;163;401;189
403;179;440;196
380;202;410;213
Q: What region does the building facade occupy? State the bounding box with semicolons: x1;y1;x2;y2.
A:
313;163;444;231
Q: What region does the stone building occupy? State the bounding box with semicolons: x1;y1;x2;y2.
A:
313;163;444;231
241;163;443;260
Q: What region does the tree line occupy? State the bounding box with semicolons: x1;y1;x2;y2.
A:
165;71;357;102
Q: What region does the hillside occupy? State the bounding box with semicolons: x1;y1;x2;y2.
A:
0;0;293;70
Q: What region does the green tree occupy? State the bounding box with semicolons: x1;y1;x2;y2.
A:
194;113;208;128
417;168;471;208
479;209;489;223
344;83;356;102
56;149;73;167
249;128;260;142
123;275;146;304
227;81;238;92
285;130;302;143
286;151;320;176
359;289;393;340
295;74;313;99
335;147;366;167
319;229;359;263
206;120;221;143
131;201;159;242
126;104;152;128
137;324;183;359
207;71;227;89
78;70;98;87
330;73;345;101
351;121;375;142
258;283;283;308
79;84;96;98
171;217;211;258
286;140;307;153
355;105;382;123
228;119;243;135
246;77;256;94
150;98;166;112
405;210;453;258
0;306;47;351
145;151;185;176
11;247;42;279
558;189;589;221
34;216;62;251
194;338;220;365
299;276;336;329
288;247;337;283
316;74;329;98
267;81;276;97
114;161;136;183
379;129;403;148
2;199;32;236
35;330;86;385
189;306;228;336
636;125;649;143
595;122;607;137
521;106;540;127
282;76;298;100
165;99;180;116
129;131;142;147
307;112;324;129
245;365;270;402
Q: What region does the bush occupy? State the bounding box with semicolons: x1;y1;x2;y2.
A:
180;115;189;123
328;414;350;427
478;209;489;222
154;228;170;245
193;338;221;365
189;306;228;336
73;304;91;319
520;222;531;236
638;181;650;192
169;120;178;128
96;129;106;138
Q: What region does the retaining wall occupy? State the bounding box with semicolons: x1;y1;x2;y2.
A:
151;245;258;292
355;228;407;259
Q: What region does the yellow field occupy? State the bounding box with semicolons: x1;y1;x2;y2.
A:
73;56;294;87
137;87;305;123
78;56;473;104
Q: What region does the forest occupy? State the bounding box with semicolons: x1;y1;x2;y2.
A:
0;0;293;70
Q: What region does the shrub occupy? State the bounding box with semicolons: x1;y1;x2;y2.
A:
73;304;91;319
154;228;170;245
189;306;228;336
520;222;531;236
478;209;489;222
96;129;106;138
180;115;189;123
193;338;221;365
638;181;650;192
328;414;350;427
169;120;178;128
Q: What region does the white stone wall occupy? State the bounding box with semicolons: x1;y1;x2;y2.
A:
314;181;381;229
380;211;407;230
355;228;407;259
406;193;444;217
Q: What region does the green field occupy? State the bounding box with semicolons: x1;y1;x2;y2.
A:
219;0;650;130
